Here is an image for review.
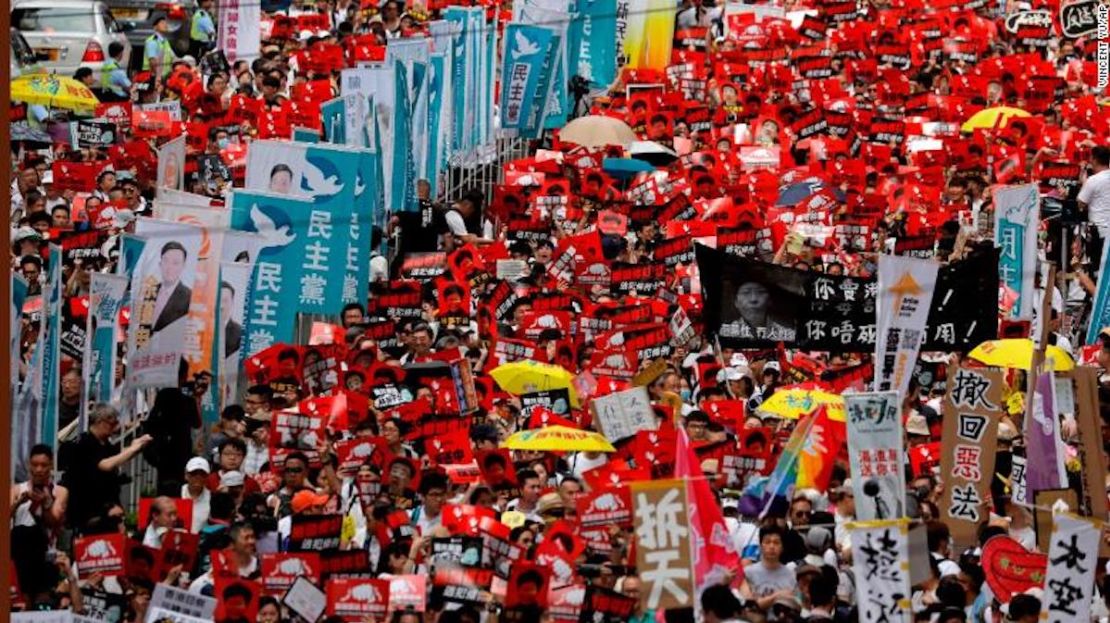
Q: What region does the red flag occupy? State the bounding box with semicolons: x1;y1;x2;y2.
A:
675;427;742;587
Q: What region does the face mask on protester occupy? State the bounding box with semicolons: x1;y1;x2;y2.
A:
217;138;230;149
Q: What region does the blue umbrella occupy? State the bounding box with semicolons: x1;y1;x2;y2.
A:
602;157;655;179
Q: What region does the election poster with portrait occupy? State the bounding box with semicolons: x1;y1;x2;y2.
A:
126;219;203;388
244;140;362;316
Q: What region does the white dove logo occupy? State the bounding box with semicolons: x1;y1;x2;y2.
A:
342;583;381;603
301;163;344;197
511;31;541;60
86;540;117;558
592;493;624;511
351;443;374;458
603;354;627;368
562;587;585;606
277;558;311;576
250;205;297;249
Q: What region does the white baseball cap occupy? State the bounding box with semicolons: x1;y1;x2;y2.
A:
185;457;210;474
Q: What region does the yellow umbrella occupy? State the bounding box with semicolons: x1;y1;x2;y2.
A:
489;360;579;406
961;106;1031;133
558;115;638;149
968;339;1074;371
502;425;616;452
11;74;99;114
757;386;846;422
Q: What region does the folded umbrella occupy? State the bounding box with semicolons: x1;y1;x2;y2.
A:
502;425;616;452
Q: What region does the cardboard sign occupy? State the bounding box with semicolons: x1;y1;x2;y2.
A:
327;578;390;621
592;386;657;441
939;366;1004;549
149;582;217;621
75;533;127;578
282;576;327;623
631;480;694;611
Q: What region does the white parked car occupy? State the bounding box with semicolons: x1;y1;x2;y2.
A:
12;0;132;76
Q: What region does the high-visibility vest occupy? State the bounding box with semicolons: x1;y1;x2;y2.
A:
100;59;120;91
190;9;212;42
142;33;174;74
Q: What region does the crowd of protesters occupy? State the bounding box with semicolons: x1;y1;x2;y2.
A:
10;0;1110;620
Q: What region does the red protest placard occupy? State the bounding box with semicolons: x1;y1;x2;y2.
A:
327;578;390;621
214;577;261;623
389;575;426;612
576;486;633;529
131;109;174;138
51;161;101;193
504;563;551;609
260;552;322;595
334;436;387;477
157;530;199;581
75;533;127;578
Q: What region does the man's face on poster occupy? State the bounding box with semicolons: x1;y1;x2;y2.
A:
160;248;186;284
735;281;769;315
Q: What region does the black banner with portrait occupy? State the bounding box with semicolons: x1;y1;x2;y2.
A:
695;244;998;352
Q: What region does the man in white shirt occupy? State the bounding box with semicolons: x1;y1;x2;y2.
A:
1080;146;1110;237
181;457;212;533
142;496;179;547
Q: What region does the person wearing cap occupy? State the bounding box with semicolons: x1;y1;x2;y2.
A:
144;15;177;80
182;457;212;533
749;360;782;410
219;470;247;505
189;0;217;60
277;489;330;549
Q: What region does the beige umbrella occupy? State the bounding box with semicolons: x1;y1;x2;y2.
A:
558;115;638;149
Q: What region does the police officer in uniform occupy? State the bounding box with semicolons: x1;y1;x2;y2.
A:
144;14;176;80
99;42;132;101
189;0;217;60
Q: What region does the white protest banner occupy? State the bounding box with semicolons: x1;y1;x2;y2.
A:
217;0;260;63
591;385;656;441
874;255;938;401
149;583;217;622
126;219;202;388
849;519;913;623
1042;514;1101;623
156;135;186;191
631;479;694;612
993;184;1039;319
845;391;906;521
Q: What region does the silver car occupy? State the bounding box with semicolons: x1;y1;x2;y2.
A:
12;0;133;76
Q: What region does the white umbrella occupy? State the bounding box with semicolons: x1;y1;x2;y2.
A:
558;115;638;149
